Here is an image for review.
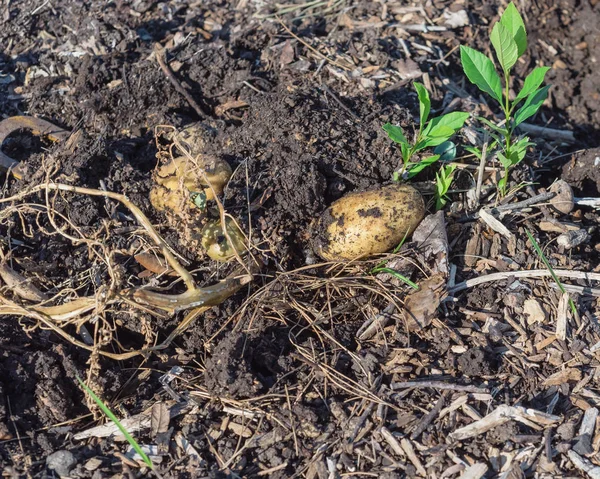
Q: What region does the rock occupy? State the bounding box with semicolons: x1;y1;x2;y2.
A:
557;229;590;249
46;450;76;477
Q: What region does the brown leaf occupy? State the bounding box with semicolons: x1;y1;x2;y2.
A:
134;252;176;276
151;402;170;437
279;40;295;67
403;273;446;331
215;100;249;117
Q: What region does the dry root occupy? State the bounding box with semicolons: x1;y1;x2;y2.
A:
0;180;257;360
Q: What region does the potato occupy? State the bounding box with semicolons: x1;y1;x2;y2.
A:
314;184;425;261
150;155;232;214
200;217;246;262
172;122;208;157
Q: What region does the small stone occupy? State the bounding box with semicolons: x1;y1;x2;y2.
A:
557;421;577;440
557;229;590;249
549;180;575;215
46;450;76;477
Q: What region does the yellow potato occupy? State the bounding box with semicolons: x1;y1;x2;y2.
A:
200;218;246;262
314;184;425;261
150;155;232;214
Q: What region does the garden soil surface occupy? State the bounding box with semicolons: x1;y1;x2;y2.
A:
1;0;600;477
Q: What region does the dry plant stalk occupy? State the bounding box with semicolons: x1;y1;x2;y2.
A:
0;179;256;359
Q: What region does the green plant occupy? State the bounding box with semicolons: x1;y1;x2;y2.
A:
435;164;457;211
383;82;469;180
460;2;550;196
77;376;153;469
525;229;577;316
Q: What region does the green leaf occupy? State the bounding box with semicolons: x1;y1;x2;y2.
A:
497;151;512;169
414;82;430;127
435;164;457;211
514;85;550;126
511;136;534;163
490;22;519;73
400;142;410;164
460;45;503;103
500;2;527;57
477;117;509;136
77;376;153;469
514;66;550;103
383;123;408;144
525;228;578;316
498;175;508;193
418;126;455;148
406;155;440;178
424;112;470;136
464;146;482;159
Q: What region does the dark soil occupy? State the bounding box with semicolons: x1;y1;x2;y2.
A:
1;0;600;477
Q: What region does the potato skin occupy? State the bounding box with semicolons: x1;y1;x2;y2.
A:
314;184;425;261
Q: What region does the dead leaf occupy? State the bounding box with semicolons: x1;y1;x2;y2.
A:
413;211;449;275
215;100;249;117
403;273;446;331
523;298;547;325
280;40;295;67
134;252;176;277
443;9;469;28
151;402;170;437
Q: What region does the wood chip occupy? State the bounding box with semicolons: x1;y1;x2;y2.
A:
479;209;513;239
523;298;547;325
150;402;170;437
380;427;405;457
459;462;488;479
543;367;582;386
449;405;560;441
579;407;598;438
401;438;426;476
556;292;570;340
568;450;600;479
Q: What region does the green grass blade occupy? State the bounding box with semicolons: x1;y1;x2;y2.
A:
370;267;419;290
76;376;153;469
525;229;577;315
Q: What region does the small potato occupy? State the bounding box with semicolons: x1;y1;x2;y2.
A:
172;122;208;157
200;217;246;262
314;184;425;261
150;155;232;214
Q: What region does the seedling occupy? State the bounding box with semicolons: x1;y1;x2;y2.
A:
384;82;469;180
460;2;550;196
525;229;577;316
77;376;153;469
435;164;457;211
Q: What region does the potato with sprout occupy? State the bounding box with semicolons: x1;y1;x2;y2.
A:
314;184;425;261
150;155;232;215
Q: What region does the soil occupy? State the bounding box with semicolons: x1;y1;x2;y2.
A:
1;0;600;477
